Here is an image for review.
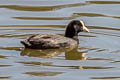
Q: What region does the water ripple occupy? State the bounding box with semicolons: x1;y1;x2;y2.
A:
13;13;120;21
87;1;120;4
0;76;10;79
0;2;88;12
25;71;63;76
88;26;120;31
91;76;120;79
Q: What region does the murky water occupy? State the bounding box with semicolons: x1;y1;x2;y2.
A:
0;0;120;80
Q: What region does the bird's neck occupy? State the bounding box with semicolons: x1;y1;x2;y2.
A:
72;36;79;44
65;34;79;43
64;25;79;43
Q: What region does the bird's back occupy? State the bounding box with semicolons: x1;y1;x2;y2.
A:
21;34;77;49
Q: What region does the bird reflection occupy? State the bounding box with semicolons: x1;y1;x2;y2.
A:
20;47;88;60
20;48;63;58
65;47;88;60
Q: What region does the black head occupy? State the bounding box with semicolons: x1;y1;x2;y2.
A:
65;20;89;40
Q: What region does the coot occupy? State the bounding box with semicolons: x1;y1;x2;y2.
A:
21;20;89;49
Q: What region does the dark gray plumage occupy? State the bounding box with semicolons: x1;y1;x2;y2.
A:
21;20;89;49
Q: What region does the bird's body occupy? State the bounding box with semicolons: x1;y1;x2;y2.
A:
21;20;89;49
21;34;77;49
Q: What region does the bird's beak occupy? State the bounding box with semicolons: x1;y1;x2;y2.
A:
83;26;89;32
80;21;89;32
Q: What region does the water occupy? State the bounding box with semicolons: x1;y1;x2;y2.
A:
0;0;120;80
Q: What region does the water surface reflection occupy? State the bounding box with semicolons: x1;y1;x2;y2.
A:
21;48;63;58
65;47;87;60
20;47;88;60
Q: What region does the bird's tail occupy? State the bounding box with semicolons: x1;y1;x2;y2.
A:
20;40;31;48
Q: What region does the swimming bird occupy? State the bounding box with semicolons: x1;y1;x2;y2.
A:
21;20;89;49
